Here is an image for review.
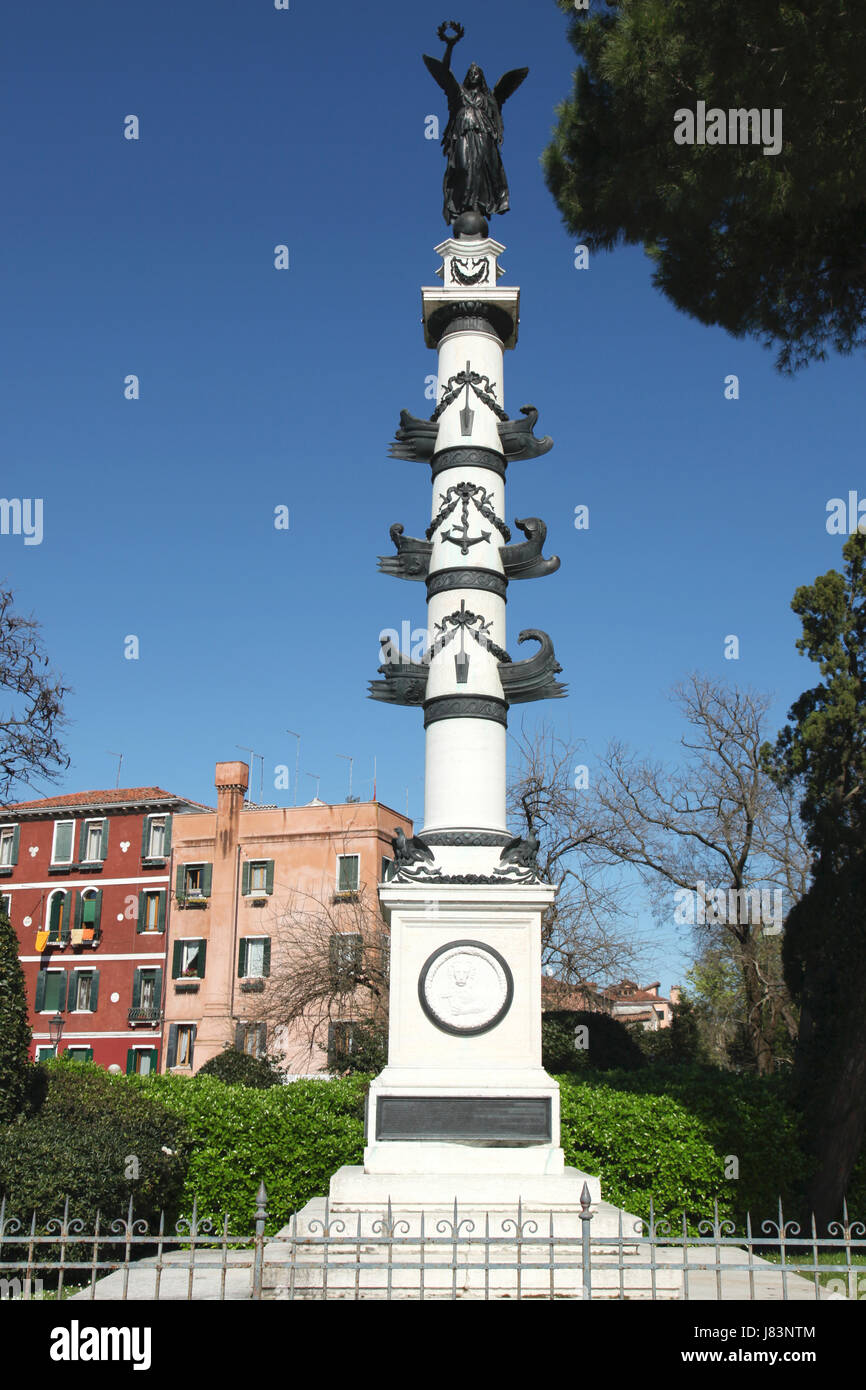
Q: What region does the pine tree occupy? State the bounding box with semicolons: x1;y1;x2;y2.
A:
0;908;32;1122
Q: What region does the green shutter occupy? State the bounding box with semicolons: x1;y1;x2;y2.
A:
265;860;274;895
197;940;207;978
126;1048;135;1075
60;892;73;940
175;864;185;898
163;815;172;858
142;816;151;859
200;864;212;898
166;1025;178;1068
11;824;19;864
77;820;88;861
146;1048;158;1073
132;968;142;1008
153;966;162;1003
69;969;79;1007
262;937;271;977
35;971;46;1012
237;938;247;977
136;890;145;934
99;820;109;859
57;972;67;1010
241;862;251;897
74;891;83;931
92;889;102;932
90;969;99;1011
157;890;166;933
172;940;182;979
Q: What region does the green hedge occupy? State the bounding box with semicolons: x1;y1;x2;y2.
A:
129;1073;368;1234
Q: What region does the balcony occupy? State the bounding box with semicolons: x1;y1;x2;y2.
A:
128;1006;160;1026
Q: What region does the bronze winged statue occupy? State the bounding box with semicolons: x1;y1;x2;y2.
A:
423;21;528;227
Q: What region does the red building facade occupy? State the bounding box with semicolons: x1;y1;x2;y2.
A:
2;787;207;1072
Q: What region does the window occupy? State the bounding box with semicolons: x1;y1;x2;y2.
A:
137;889;165;933
176;863;212;899
172;1024;196;1067
36;970;67;1013
329;932;362;990
126;1047;158;1076
238;937;271;978
143;815;171;861
0;825;19;867
79;818;107;862
51;820;75;865
328;1021;360;1072
47;891;71;942
0;893;10;918
336;854;360;893
72;970;98;1012
36;1045;56;1061
236;1022;266;1057
80;889;101;937
172;939;207;979
131;966;162;1019
242;860;274;897
381;856;394;883
66;1046;93;1062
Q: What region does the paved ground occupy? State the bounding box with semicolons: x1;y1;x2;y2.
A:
67;1244;838;1301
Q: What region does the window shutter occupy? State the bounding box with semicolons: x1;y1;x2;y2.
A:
99;820;109;859
126;1048;135;1075
241;862;251;896
141;816;151;859
175;865;185;898
136;890;145;934
11;824;19;864
235;1022;245;1051
57;972;68;1010
262;937;271;977
78;820;88;861
197;940;207;978
172;940;182;979
163;815;172;858
152;966;163;1004
83;1047;93;1062
237;938;247;977
200;863;212;898
132;968;142;1008
73;891;83;931
257;1023;266;1058
147;1048;158;1072
90;969;100;1011
69;969;79;1006
60;893;72;940
157;891;166;933
265;860;275;895
92;889;102;932
35;971;46;1011
166;1024;178;1068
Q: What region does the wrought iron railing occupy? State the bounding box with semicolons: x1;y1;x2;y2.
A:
0;1186;862;1301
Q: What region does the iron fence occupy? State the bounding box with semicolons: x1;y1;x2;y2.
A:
0;1185;863;1301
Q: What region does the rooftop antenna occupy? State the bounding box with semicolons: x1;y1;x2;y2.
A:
236;745;264;805
337;753;356;802
286;730;301;806
305;772;321;802
106;751;123;790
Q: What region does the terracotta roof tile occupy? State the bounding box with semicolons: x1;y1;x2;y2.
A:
6;787;201;810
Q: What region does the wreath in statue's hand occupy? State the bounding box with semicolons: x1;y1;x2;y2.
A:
437;20;465;45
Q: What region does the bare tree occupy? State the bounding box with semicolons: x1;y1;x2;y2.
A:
582;676;807;1073
0;586;70;802
507;721;653;989
247;883;389;1070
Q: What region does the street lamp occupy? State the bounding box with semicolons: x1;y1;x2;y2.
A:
48;1012;65;1053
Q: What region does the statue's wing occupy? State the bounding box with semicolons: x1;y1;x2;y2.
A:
423;53;463;112
493;67;529;107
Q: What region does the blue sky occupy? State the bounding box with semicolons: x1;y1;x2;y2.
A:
2;1;860;991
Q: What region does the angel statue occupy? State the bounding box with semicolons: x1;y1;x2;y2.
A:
423;21;528;228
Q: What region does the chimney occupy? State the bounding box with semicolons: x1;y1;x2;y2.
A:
215;760;249;855
670;985;682;1005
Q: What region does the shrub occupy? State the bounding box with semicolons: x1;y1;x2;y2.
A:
557;1074;728;1225
0;1058;189;1230
543;1010;645;1072
197;1050;281;1088
130;1072;369;1234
